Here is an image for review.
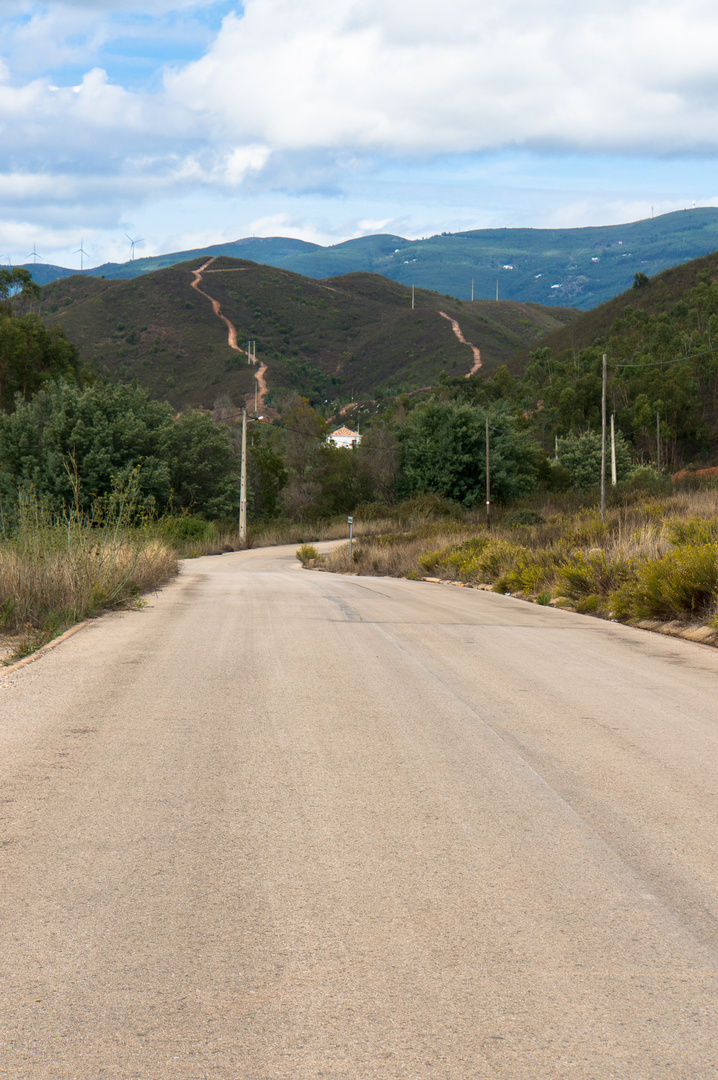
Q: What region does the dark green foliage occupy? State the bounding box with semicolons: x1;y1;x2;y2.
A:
0;381;238;520
247;428;287;520
398;400;540;505
503;508;546;527
167;409;240;519
0;314;85;411
556;431;633;489
0;267;40;308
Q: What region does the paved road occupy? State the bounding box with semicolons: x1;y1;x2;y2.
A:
1;543;717;1079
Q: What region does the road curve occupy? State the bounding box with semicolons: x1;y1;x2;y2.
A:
1;544;717;1079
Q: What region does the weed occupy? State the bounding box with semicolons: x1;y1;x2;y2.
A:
296;544;320;566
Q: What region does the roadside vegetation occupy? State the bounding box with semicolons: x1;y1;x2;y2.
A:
7;246;718;658
0;475;177;661
322;482;718;630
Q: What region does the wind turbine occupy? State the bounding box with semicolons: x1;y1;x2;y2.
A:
74;239;89;271
25;243;45;264
125;234;144;261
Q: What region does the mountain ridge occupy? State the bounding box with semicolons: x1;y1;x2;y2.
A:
38;257;578;409
18;207;718;311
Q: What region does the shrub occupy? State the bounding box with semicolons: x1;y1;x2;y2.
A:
503;508;546;528
296;543;320;566
665;516;718;546
611;542;718;621
555;549;634;600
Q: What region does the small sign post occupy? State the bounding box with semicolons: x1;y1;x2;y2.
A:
348;516;354;561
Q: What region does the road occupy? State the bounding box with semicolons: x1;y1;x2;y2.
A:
1;542;717;1079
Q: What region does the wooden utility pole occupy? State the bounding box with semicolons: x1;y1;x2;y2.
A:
485;415;491;530
656;412;661;475
610;412;617;486
239;409;247;543
471;278;474;301
600;353;607;521
411;285;415;310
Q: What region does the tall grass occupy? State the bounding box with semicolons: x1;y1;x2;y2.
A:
1;477;177;660
322;488;718;626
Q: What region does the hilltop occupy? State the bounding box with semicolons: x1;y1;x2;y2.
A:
21;208;718;311
39;257;577;410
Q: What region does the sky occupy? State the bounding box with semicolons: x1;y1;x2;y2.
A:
2;0;718;269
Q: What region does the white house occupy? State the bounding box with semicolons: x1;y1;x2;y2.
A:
328;426;362;449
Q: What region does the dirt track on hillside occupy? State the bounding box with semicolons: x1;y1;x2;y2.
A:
191;259;268;409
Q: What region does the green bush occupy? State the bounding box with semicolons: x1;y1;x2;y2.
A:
159;515;218;544
556;549;634;600
296;543;320;566
665;516;718;546
611;543;718;621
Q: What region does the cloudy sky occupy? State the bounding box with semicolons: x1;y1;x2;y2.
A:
2;0;718;268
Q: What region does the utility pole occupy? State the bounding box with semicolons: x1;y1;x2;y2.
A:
239;409;247;544
485;415;491;530
600;353;607;522
496;279;499;302
254;377;258;415
471;278;474;301
656;412;661;475
411;285;415;310
610;412;617;486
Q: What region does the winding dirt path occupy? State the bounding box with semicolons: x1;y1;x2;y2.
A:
438;311;482;376
191;258;268;408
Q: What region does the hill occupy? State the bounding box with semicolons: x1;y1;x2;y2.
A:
505;246;718;373
448;246;718;469
39;257;578;409
21;208;718;311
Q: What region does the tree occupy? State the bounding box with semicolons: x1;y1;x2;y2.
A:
356;421;399;503
0;381;239;519
0;268;40;311
556;430;632;489
280;396;326;517
0;314;85;411
398;399;540;505
167;409;239;518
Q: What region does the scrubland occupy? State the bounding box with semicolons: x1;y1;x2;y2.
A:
322;486;718;628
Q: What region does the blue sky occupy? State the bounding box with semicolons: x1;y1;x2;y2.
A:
2;0;718;269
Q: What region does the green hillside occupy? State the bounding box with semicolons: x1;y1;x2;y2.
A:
452;247;718;470
21;208;718;311
39;257;577;409
506;246;718;372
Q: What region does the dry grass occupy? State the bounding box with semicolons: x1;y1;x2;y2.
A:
322;488;718;625
1;486;177;661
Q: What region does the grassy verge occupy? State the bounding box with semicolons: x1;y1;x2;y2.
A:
322;487;718;628
1;489;177;663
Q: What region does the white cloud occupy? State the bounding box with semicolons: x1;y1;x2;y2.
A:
165;0;718;154
4;0;718;266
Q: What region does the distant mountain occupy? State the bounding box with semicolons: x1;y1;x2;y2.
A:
39;258;578;409
19;208;718;311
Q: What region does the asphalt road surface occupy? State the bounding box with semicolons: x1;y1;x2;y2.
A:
1;542;717;1079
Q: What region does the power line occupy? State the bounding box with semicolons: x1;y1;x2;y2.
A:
614;343;718;368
